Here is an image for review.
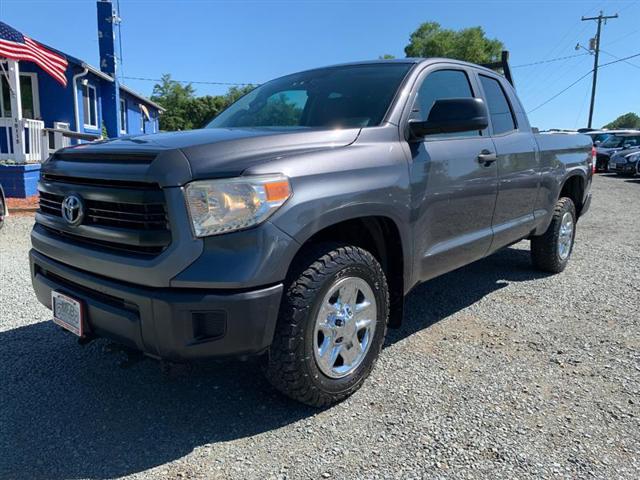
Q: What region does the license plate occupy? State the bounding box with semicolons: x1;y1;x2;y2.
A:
52;291;84;337
609;163;616;170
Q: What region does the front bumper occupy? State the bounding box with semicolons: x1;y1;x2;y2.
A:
30;250;283;360
610;162;637;174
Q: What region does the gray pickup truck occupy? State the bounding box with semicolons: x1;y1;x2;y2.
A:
30;59;593;406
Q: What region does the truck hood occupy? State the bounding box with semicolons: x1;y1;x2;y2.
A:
55;127;361;185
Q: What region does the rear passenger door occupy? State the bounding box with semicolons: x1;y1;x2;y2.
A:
476;73;540;252
407;67;498;281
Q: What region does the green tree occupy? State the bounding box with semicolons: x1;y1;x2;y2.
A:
404;22;503;63
379;54;396;59
150;74;196;131
223;85;255;104
150;76;255;131
603;112;640;129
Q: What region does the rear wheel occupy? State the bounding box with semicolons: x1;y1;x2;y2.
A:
264;245;389;407
531;197;576;273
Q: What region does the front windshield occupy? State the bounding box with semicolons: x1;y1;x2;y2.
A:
207;63;413;129
601;135;640;148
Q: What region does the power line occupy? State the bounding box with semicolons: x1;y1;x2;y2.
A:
121;75;257;86
512;53;590;68
600;49;640;70
599;51;640;68
516;2;605;93
605;25;640;46
523;49;640;115
527;70;593;114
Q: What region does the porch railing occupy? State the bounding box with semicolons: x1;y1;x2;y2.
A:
0;118;102;163
0;117;45;163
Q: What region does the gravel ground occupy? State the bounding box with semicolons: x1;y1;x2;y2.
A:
1;174;638;480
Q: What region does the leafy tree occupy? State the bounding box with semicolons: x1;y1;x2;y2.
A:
404;22;503;63
150;74;196;131
150;75;256;131
184;95;226;130
379;54;396;59
603;112;640;130
224;85;255;104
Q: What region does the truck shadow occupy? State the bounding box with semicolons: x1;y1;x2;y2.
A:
0;246;546;480
385;246;548;346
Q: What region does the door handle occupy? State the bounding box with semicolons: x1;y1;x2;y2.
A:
477;150;497;166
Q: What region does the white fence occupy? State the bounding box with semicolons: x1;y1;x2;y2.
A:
0;117;46;163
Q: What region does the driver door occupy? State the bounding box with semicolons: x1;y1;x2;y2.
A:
407;67;498;281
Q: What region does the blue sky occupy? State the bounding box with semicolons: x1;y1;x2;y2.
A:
1;0;639;129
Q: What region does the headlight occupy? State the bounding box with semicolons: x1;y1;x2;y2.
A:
184;175;291;237
627;152;640;162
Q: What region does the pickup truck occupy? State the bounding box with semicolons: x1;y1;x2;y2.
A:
30;59;593;407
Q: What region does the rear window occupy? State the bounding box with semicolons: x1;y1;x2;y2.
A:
601;135;640;148
479;75;517;135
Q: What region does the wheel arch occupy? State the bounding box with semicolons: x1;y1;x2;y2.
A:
559;172;586;217
285;211;410;328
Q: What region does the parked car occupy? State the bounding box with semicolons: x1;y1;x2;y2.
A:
29;59;593;406
584;129;634;146
0;184;6;230
595;132;640;171
609;148;640;176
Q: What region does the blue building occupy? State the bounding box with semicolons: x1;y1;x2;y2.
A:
0;0;164;197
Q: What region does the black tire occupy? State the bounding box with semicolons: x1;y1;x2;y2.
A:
531;197;576;273
264;244;389;407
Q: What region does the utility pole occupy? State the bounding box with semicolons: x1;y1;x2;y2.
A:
581;11;618;128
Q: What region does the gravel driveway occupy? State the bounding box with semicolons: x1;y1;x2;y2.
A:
1;174;638;480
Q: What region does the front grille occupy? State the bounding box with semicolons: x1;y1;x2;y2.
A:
40;225;167;256
39;191;168;231
37;174;171;256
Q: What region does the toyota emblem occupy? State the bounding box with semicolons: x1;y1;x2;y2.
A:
61;194;85;226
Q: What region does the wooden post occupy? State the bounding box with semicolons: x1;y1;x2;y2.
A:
6;60;26;163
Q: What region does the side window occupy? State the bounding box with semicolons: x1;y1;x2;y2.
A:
413;69;478;137
479;75;516;135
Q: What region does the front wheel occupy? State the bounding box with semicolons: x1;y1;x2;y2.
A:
264;245;389;407
531;197;577;273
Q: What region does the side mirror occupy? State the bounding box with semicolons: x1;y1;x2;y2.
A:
594;140;601;146
409;97;489;138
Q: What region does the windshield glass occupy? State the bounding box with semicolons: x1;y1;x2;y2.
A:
601;135;640;148
207;64;413;129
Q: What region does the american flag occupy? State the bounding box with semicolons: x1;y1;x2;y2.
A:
0;21;68;87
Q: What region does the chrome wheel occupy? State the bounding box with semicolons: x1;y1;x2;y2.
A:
313;276;377;379
558;211;574;260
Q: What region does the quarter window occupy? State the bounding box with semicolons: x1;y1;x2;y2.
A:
413;69;479;137
83;84;98;128
479;75;516;135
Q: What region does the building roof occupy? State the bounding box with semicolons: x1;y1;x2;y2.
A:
41;45;165;113
119;84;165;112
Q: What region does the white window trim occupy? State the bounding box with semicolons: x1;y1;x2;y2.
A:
83;84;98;129
120;97;127;133
0;69;41;119
20;72;40;119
